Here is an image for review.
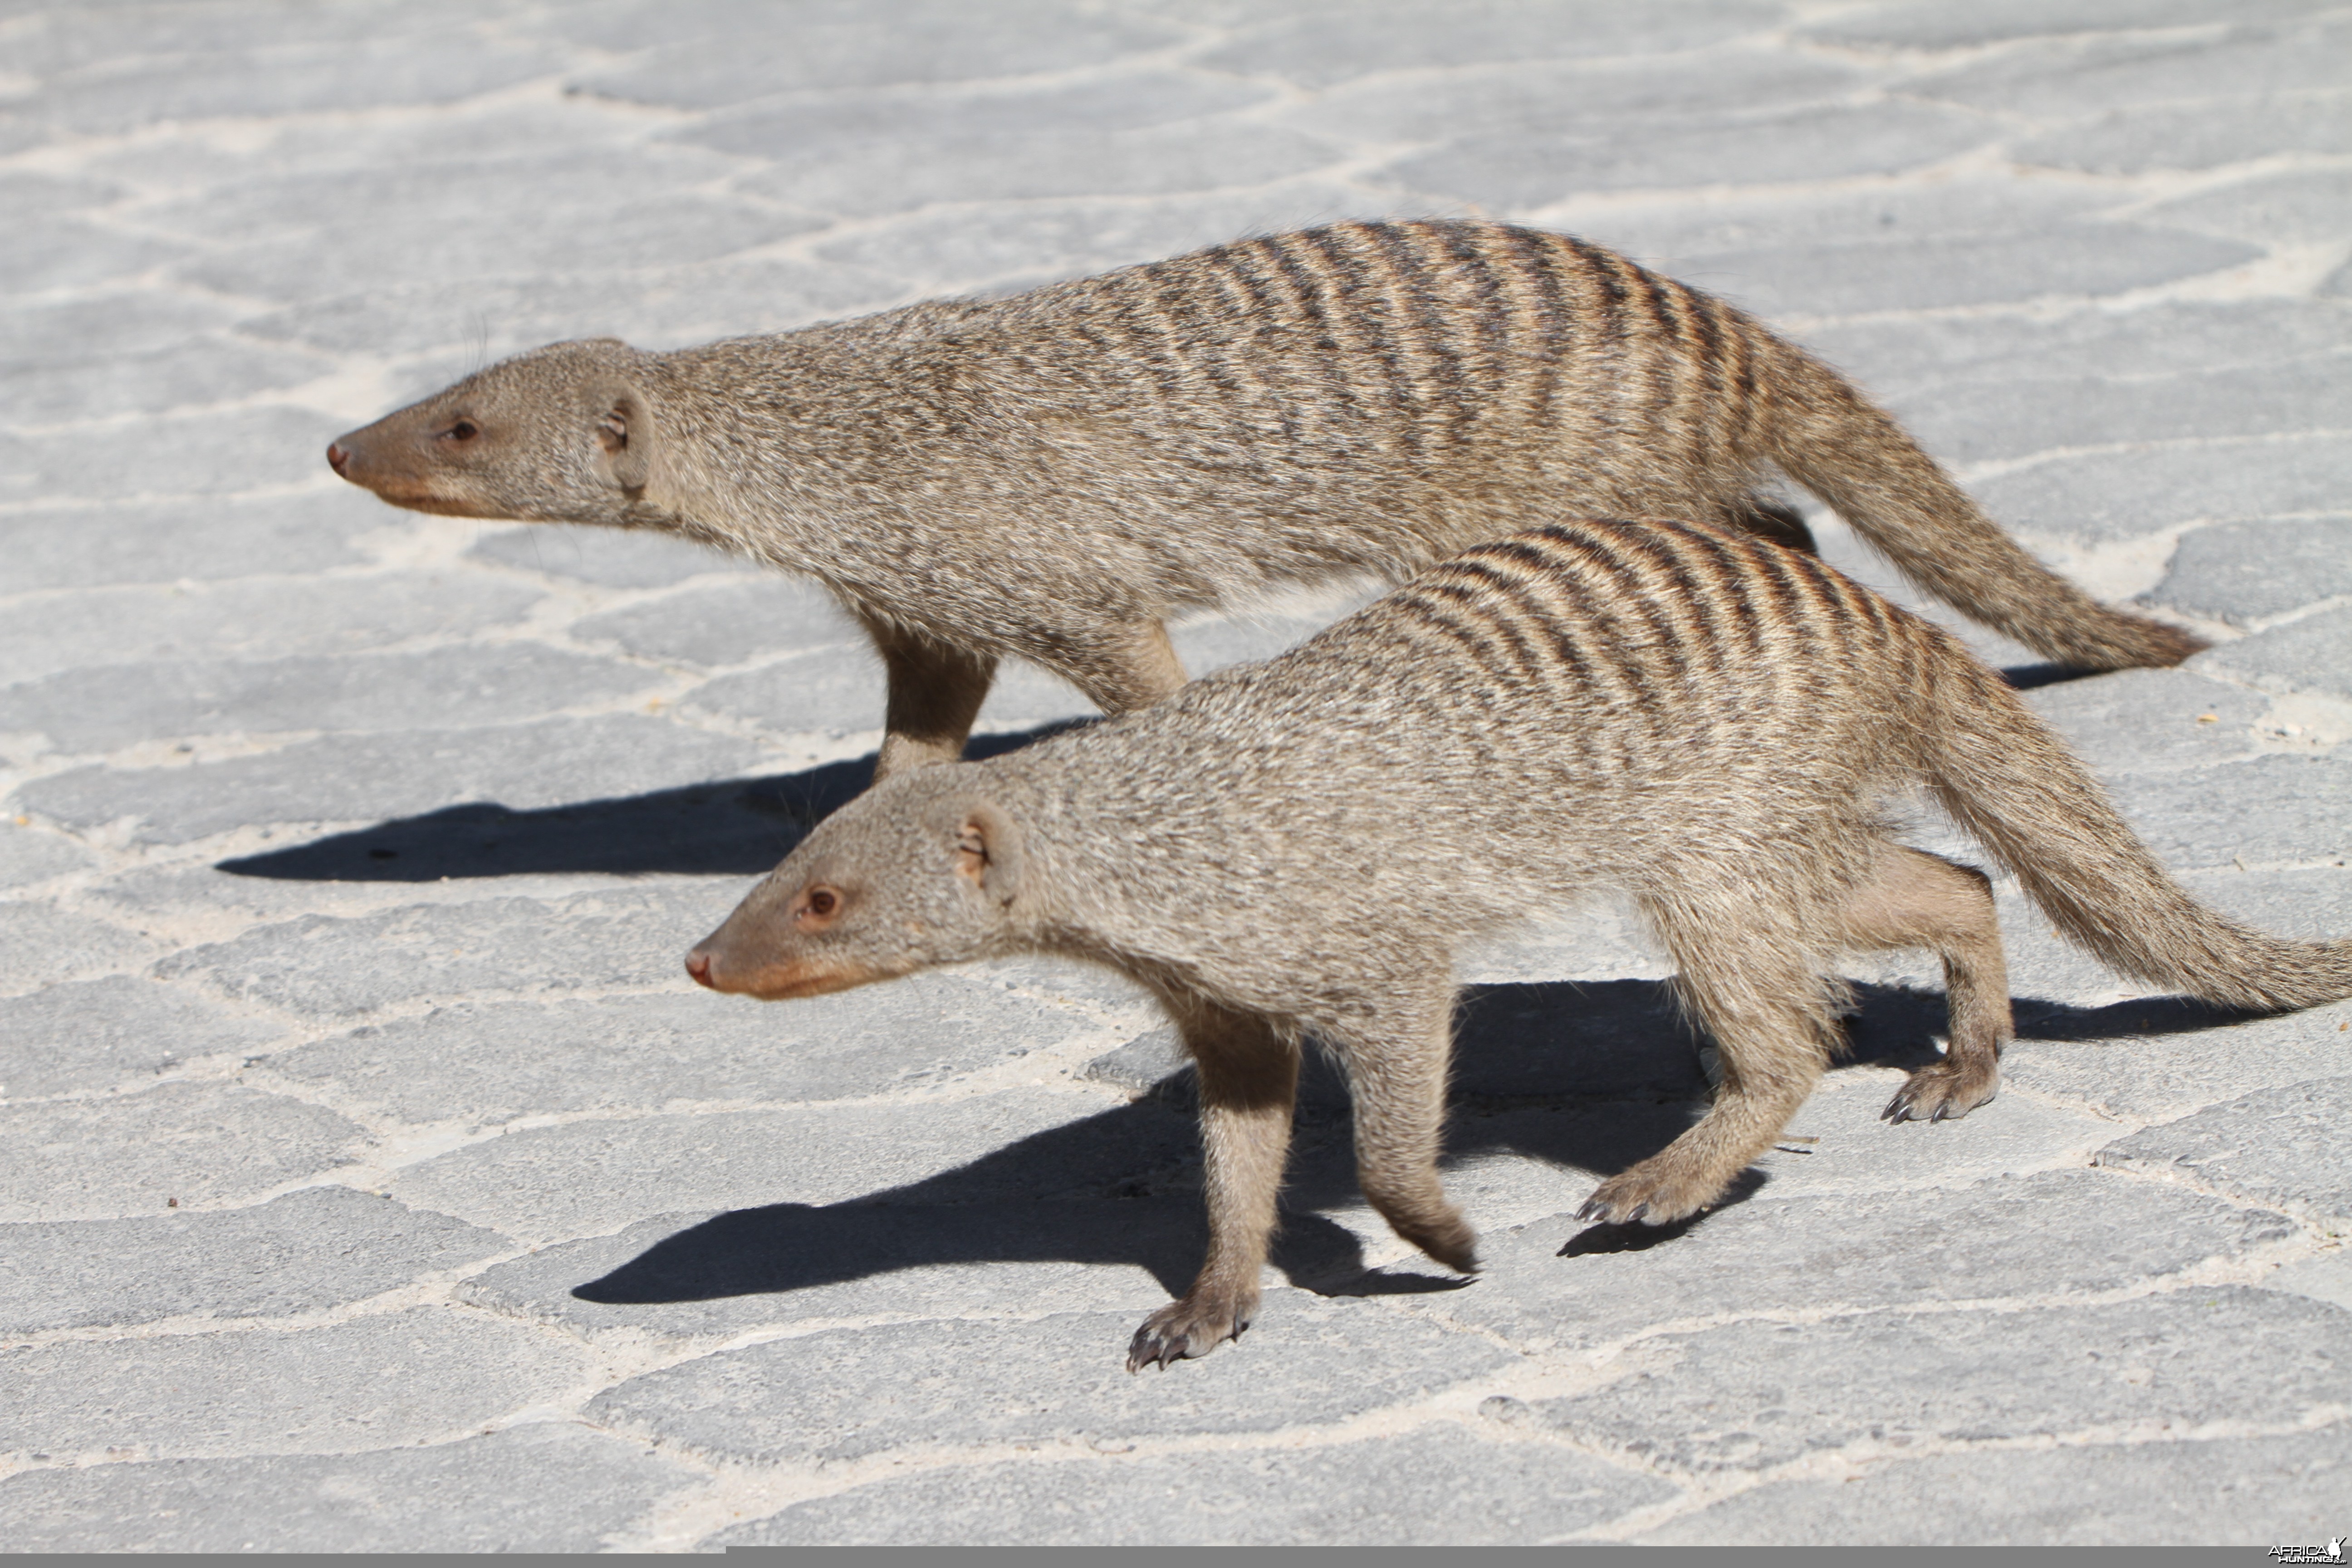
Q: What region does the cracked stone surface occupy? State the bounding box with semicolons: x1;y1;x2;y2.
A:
1;0;2347;1551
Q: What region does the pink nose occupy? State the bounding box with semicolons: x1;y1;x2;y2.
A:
685;951;715;988
326;442;349;474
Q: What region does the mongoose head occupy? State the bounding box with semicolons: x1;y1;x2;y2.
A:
686;765;1030;1000
324;339;662;526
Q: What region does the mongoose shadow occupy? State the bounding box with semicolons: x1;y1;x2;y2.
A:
213;663;2087;884
569;979;2259;1310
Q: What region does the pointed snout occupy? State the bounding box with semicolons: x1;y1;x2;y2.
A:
325;441;350;475
682;936;882;1001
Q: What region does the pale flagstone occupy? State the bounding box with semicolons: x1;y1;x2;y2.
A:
0;0;2344;1550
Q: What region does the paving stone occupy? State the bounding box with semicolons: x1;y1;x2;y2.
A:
808;181;1391;297
1289;49;1869;145
10;0;499;74
0;217;189;298
1801;301;2352;398
390;1087;1192;1245
2150;517;2352;628
0;975;286;1101
165;154;823;309
1384;101;1995;210
0;1082;360;1223
2006;997;2352;1124
0;171;127;222
1197;0;1781;88
731;121;1344;220
1535;1286;2352;1473
1908;20;2352;117
28;35;567;135
0;1422;696;1553
0;406;341;504
2020;669;2266;777
459;1195;1213;1343
1431;1168;2293;1355
0;493;384;592
1567;179;2103;277
0;1305;596;1460
1639;1430;2350;1545
465;524;762;590
266;974;1106;1124
2097;1077;2352;1226
687;69;1273;159
715;1421;1672;1546
1974;434;2352;545
573;4;1180;108
1083;1025;1184;1094
1805;0;2325;50
245;254;912;362
571;579;858;669
680;646;889;736
0;291;250;361
0;335;330;426
1890;358;2347;467
0;1186;508;1333
2014;94;2352;176
0;903;156;998
0;644;666;755
155;881;745;1018
0;571;541;686
0;826;91;892
587;1290;1514;1465
1657;226;2261;323
2144;167;2352;248
1568;1064;2119;1212
2192;608;2352;703
16;715;763;845
2102;755;2350;872
2264;1249;2352;1313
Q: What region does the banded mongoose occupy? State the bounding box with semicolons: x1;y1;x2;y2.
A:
326;220;2200;782
685;518;2348;1370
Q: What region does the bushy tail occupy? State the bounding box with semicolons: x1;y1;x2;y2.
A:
1756;338;2205;672
1922;662;2352;1011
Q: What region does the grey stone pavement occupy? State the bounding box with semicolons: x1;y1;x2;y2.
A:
1;0;2349;1551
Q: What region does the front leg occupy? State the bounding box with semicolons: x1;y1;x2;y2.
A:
1328;993;1479;1274
862;617;999;783
1063;619;1188;719
1129;1000;1298;1371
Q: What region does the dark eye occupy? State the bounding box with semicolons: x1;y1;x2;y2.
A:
441;419;478;442
804;887;839;918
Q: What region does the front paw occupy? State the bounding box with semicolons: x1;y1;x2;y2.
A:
1882;1058;1999;1123
1127;1293;1251;1372
1576;1158;1721;1227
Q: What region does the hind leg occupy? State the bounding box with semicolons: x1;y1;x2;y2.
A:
1129;995;1298;1371
1838;844;2013;1123
1725;495;1819;555
1582;892;1838;1225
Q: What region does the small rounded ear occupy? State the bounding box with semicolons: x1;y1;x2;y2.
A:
590;381;655;492
952;800;1025;904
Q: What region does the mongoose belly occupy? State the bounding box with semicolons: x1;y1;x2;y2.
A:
686;518;2349;1368
328;221;2201;784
